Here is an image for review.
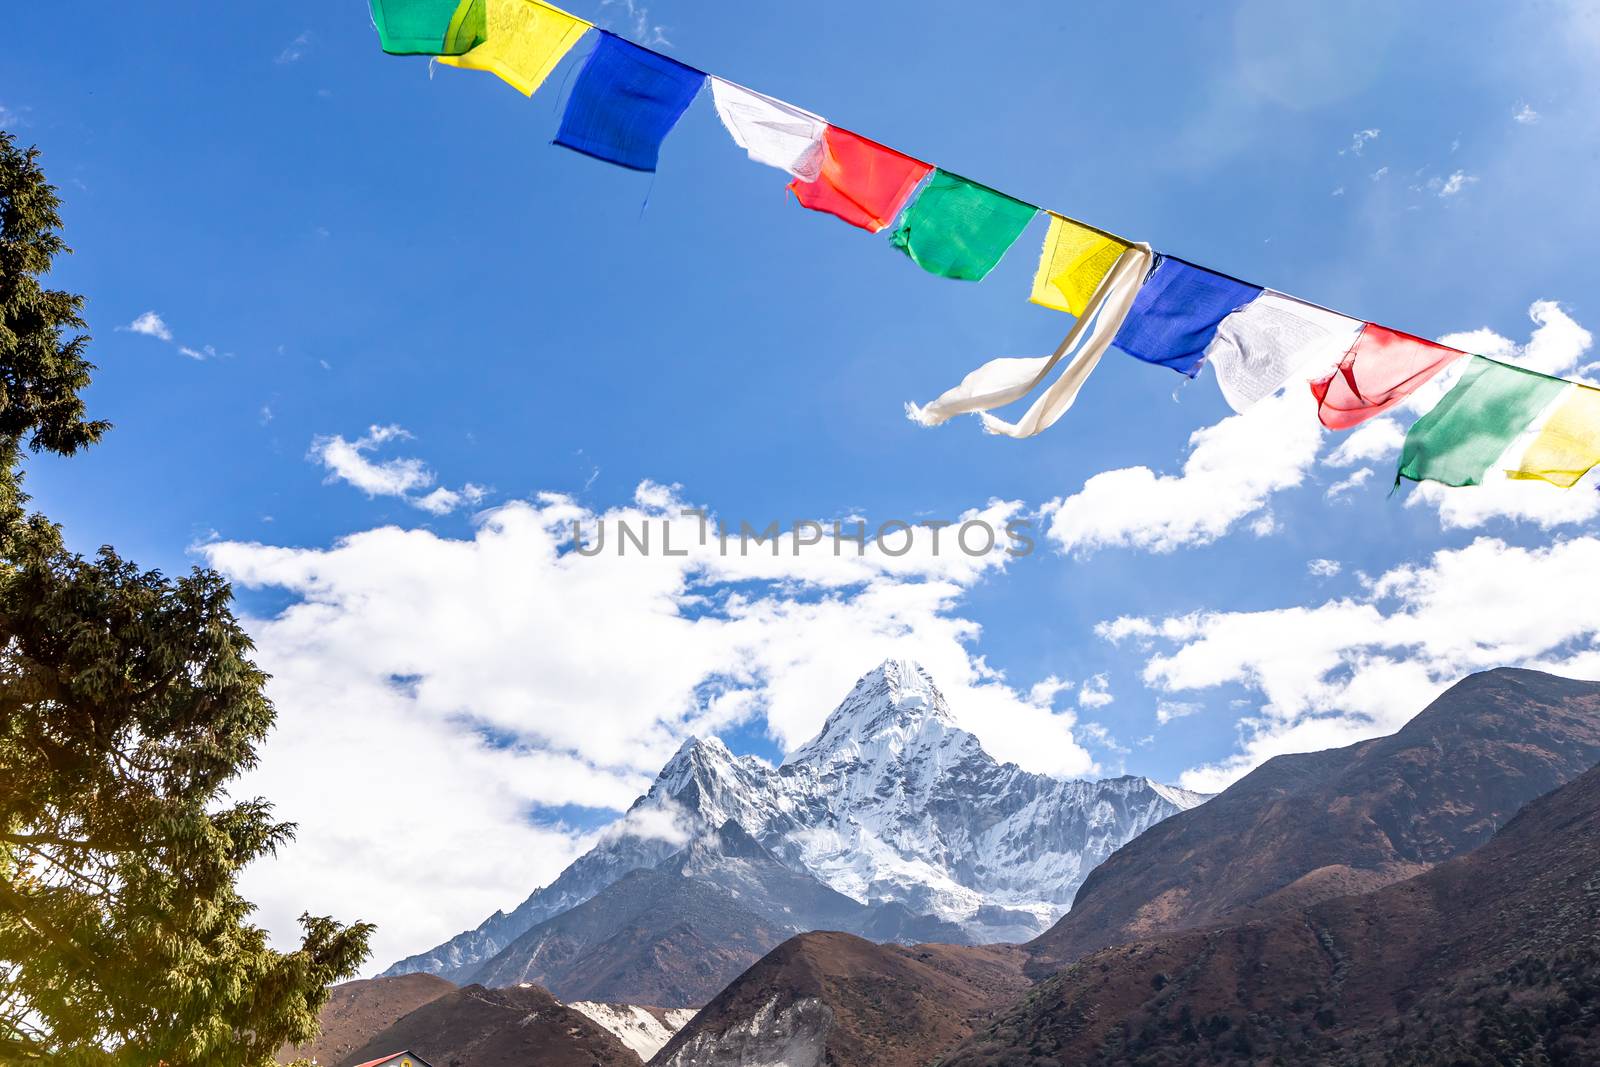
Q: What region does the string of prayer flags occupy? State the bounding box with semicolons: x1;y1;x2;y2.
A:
1397;356;1600;488
1031;215;1130;318
788;127;933;233
1112;256;1263;377
370;0;486;55
554;32;705;172
1310;323;1464;431
888;171;1037;282
369;13;1600;476
908;244;1154;437
437;0;590;96
709;80;827;182
1204;292;1365;412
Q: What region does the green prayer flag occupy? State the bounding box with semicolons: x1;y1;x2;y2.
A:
889;170;1037;282
1397;355;1566;487
370;0;485;55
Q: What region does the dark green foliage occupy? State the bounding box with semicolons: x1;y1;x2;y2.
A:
0;130;371;1064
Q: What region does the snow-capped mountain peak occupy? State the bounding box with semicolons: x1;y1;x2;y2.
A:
384;659;1209;980
789;657;968;768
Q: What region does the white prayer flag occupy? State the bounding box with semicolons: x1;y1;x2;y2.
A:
1205;291;1364;412
709;78;828;182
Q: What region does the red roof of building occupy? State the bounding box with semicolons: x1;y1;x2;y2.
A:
348;1053;432;1067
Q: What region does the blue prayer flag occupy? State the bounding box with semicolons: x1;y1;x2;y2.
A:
554;33;704;172
1112;256;1263;377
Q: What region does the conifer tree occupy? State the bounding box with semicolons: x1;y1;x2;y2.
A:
0;130;371;1065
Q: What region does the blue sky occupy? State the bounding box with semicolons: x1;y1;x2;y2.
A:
10;0;1600;964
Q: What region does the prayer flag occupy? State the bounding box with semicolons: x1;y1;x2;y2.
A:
1030;214;1130;317
554;33;704;172
888;170;1037;281
1311;323;1464;431
1513;384;1600;487
1204;291;1365;412
1396;356;1567;486
709;79;827;182
788;127;932;233
908;244;1155;437
1112;256;1263;377
370;0;486;55
437;0;590;96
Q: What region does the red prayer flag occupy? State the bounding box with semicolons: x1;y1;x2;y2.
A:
788;126;932;233
1310;324;1466;430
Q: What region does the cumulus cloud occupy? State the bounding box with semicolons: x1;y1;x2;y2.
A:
1514;103;1539;125
124;310;173;341
1042;388;1324;554
1326;466;1374;500
1327;418;1405;466
1155;700;1203;726
1434;170;1478;197
1077;673;1114;708
309;425;487;515
1105;536;1600;792
205;486;1094;967
1307;558;1342;578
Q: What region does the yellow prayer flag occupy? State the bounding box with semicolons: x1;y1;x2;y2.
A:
438;0;591;97
1029;213;1130;317
1509;383;1600;487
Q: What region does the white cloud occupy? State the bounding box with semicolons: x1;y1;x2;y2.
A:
1042;388;1324;554
415;483;488;515
1027;675;1072;707
205;488;1094;968
1372;165;1389;181
1112;536;1600;792
1434;170;1478;197
1078;673;1114;708
124;310;173;341
1326;466;1374;500
178;344;221;361
1155;700;1203;726
1307;558;1342;578
1327;417;1405;466
1514;103;1540;125
1331;185;1346;197
1341;128;1381;155
310;424;434;498
310;425;494;516
277;31;312;64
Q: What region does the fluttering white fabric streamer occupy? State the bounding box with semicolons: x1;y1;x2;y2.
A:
906;244;1154;438
709;78;828;182
1204;291;1364;412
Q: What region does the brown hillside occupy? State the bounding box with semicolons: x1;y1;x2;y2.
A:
943;756;1600;1066
1027;667;1600;975
277;972;453;1065
337;982;641;1067
652;932;1030;1067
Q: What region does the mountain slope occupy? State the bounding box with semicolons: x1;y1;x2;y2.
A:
466;821;965;1005
943;754;1600;1067
568;1003;699;1061
1027;667;1600;974
277;972;454;1066
336;982;642;1067
387;659;1205;980
650;932;1032;1067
